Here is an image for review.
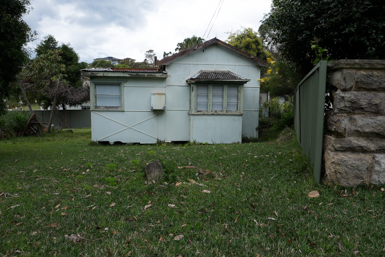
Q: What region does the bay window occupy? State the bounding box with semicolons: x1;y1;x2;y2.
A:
191;84;242;114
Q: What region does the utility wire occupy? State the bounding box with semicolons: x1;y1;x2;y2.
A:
206;0;224;39
202;0;224;40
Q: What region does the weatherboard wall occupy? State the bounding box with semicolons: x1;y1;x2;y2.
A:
90;77;167;144
88;44;261;144
166;44;261;142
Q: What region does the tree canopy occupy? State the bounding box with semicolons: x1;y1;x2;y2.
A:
144;49;156;66
226;28;273;61
90;60;115;68
36;35;87;88
0;0;32;114
119;58;137;67
259;58;302;97
262;0;385;75
175;36;204;52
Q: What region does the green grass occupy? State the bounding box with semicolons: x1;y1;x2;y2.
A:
0;128;384;256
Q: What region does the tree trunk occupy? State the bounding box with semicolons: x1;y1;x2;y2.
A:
19;81;33;115
47;76;61;133
47;94;57;133
62;103;69;128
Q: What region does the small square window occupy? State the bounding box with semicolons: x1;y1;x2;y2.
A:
94;84;122;109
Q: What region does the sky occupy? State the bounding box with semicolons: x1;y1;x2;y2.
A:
23;0;273;64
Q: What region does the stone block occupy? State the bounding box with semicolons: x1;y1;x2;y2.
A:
145;160;164;182
333;90;385;114
348;115;385;138
324;135;385;152
328;60;385;70
325;114;347;137
371;154;385;185
355;70;385;91
329;70;355;91
324;151;373;187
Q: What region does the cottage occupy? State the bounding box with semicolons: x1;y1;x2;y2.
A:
82;38;267;144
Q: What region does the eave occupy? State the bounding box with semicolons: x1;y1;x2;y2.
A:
81;70;167;79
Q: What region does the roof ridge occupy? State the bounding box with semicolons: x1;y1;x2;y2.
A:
158;38;267;67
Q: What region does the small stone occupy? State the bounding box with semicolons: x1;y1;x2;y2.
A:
144;160;164;182
174;234;184;241
308;190;320;198
65;234;81;242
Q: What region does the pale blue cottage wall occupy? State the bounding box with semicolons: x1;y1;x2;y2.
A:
165;44;261;143
89;44;261;144
90;77;167;144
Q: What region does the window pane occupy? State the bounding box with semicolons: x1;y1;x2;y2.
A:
212;85;223;111
197;85;208;111
227;86;238;111
96;85;121;107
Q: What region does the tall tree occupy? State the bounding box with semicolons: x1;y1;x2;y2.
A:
144;49;156;66
175;36;204;52
35;35;58;56
262;0;385;76
119;58;136;67
258;23;280;60
21;49;66;132
0;0;32;114
20;36;88;128
226;28;273;61
34;35;88;106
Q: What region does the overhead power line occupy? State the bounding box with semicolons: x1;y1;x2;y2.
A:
202;0;224;40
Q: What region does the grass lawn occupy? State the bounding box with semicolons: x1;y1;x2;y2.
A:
0;128;384;256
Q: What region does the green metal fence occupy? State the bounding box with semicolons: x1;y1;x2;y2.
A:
294;61;327;184
32;110;91;129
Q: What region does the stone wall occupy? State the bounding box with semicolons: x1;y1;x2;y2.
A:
324;60;385;187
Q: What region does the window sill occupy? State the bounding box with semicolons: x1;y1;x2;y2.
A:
189;112;243;116
92;107;124;112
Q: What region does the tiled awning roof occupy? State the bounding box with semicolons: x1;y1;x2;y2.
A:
187;70;250;83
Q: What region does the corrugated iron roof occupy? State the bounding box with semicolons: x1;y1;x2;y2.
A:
81;68;167;78
187;70;250;83
82;68;165;73
158;38;268;67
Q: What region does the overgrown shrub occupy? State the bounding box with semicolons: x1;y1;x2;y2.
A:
0;111;30;138
257;98;294;141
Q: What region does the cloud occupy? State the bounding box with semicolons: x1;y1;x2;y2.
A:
23;0;272;63
26;0;158;29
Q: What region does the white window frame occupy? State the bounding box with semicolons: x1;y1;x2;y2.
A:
190;84;243;115
92;82;124;111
